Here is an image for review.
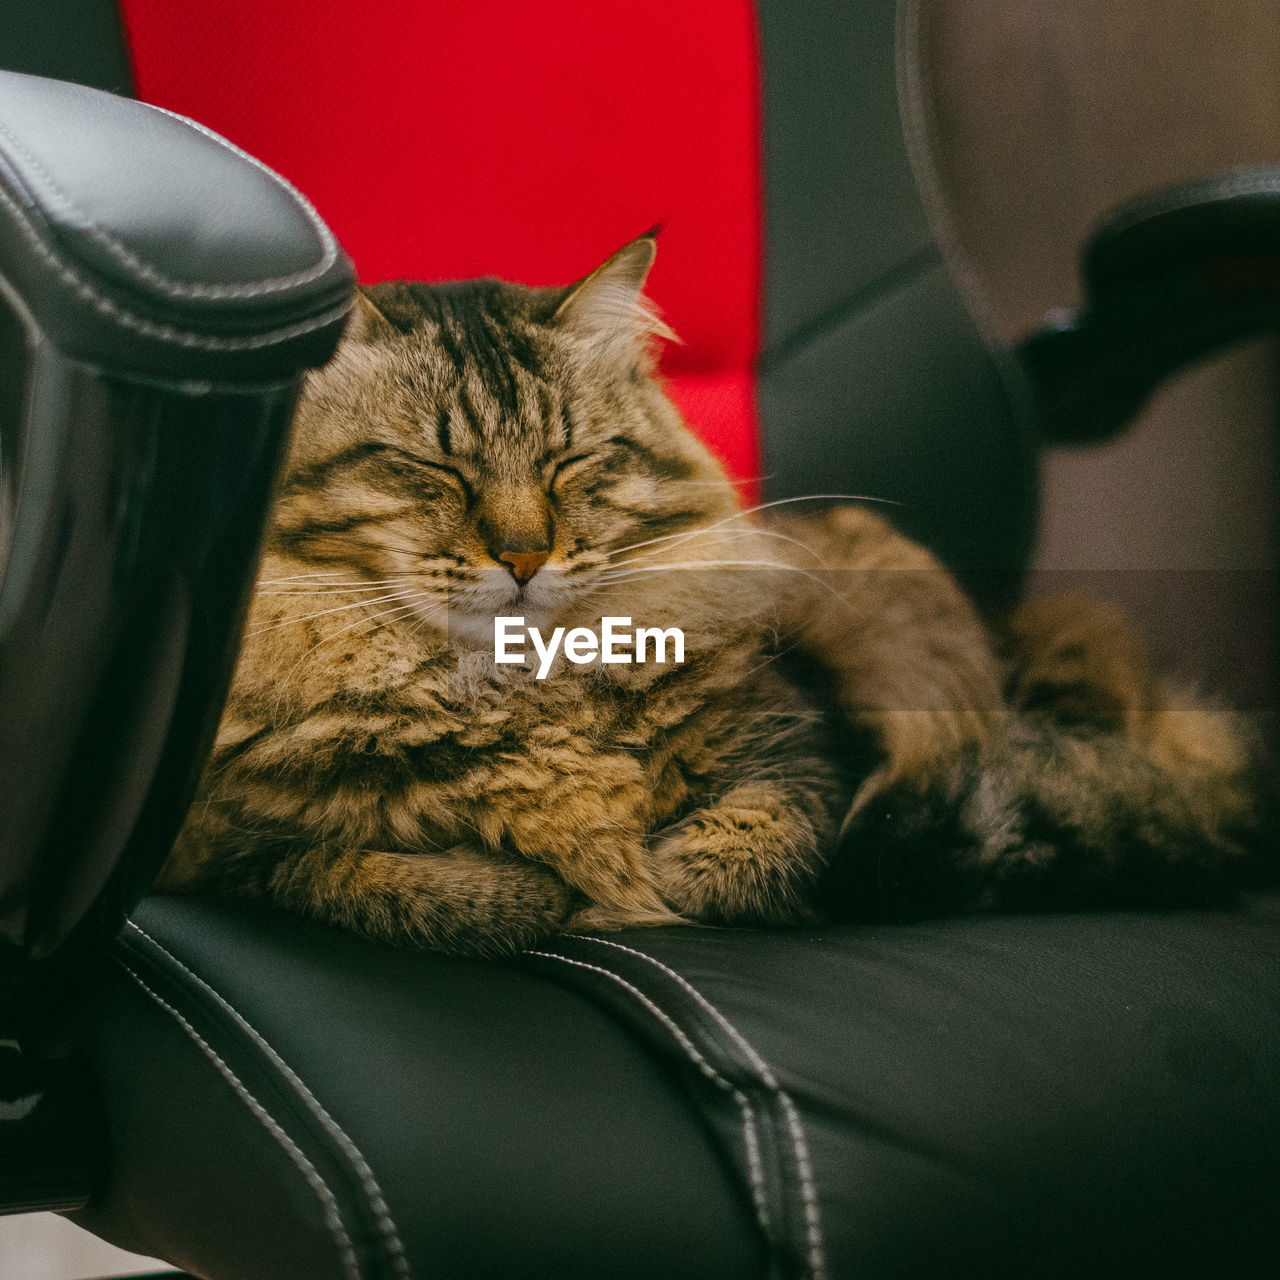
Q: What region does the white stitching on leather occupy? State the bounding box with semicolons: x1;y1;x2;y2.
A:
120;962;363;1280
525;950;773;1237
125;921;411;1280
738;1102;770;1233
776;1090;825;1275
0;178;350;353
565;935;828;1280
0;108;336;299
565;937;777;1080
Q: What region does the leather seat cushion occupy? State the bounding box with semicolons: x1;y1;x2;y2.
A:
70;893;1280;1280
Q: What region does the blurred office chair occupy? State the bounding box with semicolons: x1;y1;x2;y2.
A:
2;3;1278;1276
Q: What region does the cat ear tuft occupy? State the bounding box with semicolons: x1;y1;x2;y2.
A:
344;289;394;344
553;235;674;358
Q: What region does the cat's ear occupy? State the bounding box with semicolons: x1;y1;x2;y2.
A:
344;289;395;344
553;234;673;360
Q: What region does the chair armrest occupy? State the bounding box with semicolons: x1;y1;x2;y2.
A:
0;72;352;1041
1017;168;1280;443
0;69;353;382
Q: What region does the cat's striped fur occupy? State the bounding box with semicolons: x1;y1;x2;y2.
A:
161;236;1267;953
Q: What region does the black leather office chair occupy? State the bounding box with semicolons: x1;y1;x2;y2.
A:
2;3;1279;1277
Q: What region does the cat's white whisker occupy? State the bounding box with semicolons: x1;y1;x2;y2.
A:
258;571;358;582
603;518;749;562
287;592;437;658
735;492;903;516
601;492;899;566
266;598;436;717
256;578;420;595
247;587;424;636
606;525;826;574
346;598;434;630
598;556;796;578
597;557;863;622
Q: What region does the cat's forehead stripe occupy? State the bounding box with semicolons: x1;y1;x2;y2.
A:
414;279;550;423
389;281;568;449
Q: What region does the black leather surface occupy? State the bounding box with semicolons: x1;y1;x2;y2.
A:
0;346;299;1016
756;0;932;352
0;71;353;382
531;907;1280;1279
758;260;1037;592
70;894;1280;1279
73;898;766;1280
755;0;1039;602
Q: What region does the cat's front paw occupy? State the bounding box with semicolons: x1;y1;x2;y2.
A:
651;784;823;926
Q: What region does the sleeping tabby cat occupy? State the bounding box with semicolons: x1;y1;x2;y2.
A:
159;235;1265;954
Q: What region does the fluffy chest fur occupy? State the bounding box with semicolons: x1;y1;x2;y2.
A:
171;526;850;935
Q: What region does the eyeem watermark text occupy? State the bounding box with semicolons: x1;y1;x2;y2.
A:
494;616;685;679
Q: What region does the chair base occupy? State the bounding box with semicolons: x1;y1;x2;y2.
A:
0;1039;105;1214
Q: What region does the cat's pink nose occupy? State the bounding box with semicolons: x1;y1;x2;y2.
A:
497;549;549;584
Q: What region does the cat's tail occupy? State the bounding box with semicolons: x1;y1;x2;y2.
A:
823;704;1275;922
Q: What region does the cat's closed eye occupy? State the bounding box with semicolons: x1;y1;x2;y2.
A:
412;458;474;504
547;436;652;493
547;452;595;493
